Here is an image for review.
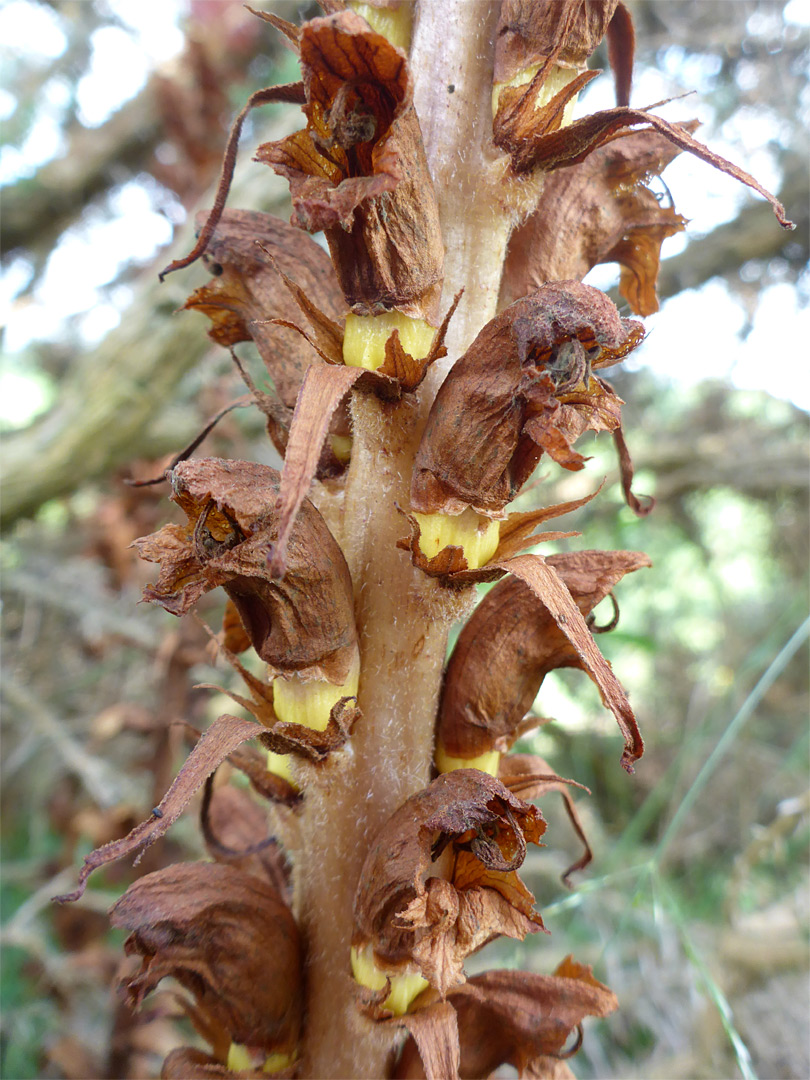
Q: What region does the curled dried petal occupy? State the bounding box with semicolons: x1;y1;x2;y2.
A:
256;11;443;319
500;125;695;312
438;550;651;760
135;458;358;685
353;770;546;997
110;862;302;1057
411;282;644;519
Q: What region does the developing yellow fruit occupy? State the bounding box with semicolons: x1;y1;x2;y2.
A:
343;311;435;372
350;944;428;1016
348;2;413;51
434;743;501;777
227;1043;295;1075
492;63;582;126
412;507;500;570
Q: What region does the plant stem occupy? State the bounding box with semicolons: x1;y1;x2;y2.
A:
295;391;473;1079
295;6;516;1074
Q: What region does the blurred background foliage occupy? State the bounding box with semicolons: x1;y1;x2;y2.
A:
1;2;808;1078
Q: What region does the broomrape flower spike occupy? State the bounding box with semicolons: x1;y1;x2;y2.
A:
57;4;793;1078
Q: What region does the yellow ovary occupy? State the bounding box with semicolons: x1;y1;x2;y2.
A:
492;63;582;126
412;508;500;570
350;944;428;1016
348;2;413;52
343;311;435;372
434;743;501;777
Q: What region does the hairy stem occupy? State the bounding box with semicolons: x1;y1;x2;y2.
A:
295;390;473;1079
295;5;513;1075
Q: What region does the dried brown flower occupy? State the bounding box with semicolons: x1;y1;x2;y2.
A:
394;956;618;1079
500;125;695;313
110;862;302;1073
437;549;651;761
135;457;357;685
411;282;644;519
256;10;443;321
352;770;547;999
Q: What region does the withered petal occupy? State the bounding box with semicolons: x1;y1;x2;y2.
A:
499;753;592;886
505;553;645;771
136;458;358;684
182;209;346;411
395;959;617;1079
256;10;443;319
437;550;650;766
411;283;644;519
501;125;694;311
111;861;301;1055
54;714;267;902
353;771;546;994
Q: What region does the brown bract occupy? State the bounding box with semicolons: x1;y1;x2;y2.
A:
500;125;695;313
494;0;621;84
110;862;302;1061
410;282;644;519
182;209;351;468
395;957;618;1079
493;89;793;230
438;549;651;758
135;457;357;684
255;10;443;320
353;770;547;997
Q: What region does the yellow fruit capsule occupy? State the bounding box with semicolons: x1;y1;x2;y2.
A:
492;63;582;125
349;1;413;52
434;743;501;777
265;749;297;786
329;434;353;464
227;1043;295;1075
412;508;500;570
350;944;428;1016
273;655;360;734
343;311;436;372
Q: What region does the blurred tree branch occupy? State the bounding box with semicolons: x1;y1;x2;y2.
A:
1;88;162;264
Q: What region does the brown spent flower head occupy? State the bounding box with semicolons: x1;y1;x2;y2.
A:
394;957;618;1080
110;862;302;1065
500;124;695;313
135;457;357;685
410;281;644;519
182;209;351;468
352;770;547;999
437;549;652;761
256;10;443;321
